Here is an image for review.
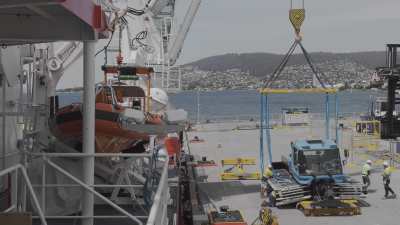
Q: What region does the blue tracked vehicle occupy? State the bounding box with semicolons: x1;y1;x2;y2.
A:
265;139;363;207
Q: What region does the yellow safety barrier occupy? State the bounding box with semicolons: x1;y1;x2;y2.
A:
353;120;381;138
221;158;257;166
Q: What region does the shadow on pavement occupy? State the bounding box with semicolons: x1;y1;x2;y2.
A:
198;181;260;202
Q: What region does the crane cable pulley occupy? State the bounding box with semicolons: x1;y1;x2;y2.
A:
289;0;305;37
263;0;331;89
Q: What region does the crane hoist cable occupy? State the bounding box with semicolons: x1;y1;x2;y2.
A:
127;7;145;16
95;30;115;57
263;0;331;89
126;0;156;16
117;23;123;65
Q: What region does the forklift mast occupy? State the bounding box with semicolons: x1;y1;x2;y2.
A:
377;44;400;139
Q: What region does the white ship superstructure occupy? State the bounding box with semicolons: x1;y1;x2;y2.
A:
0;1;201;225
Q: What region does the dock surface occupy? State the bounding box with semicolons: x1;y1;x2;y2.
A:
188;120;400;225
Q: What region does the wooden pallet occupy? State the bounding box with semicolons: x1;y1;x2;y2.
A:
0;213;32;225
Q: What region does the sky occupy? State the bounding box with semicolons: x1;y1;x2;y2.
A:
58;0;400;88
176;0;400;64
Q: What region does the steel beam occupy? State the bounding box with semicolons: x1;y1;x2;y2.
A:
259;94;264;173
82;41;96;225
265;95;272;165
325;93;330;140
0;14;95;42
335;94;339;143
2;75;5;171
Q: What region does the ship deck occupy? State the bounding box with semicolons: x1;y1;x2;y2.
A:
188;119;400;225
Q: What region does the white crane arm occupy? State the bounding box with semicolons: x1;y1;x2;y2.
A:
47;42;83;96
51;42;82;70
167;0;201;65
147;0;169;16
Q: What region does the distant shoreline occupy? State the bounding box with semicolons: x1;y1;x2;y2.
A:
57;86;381;93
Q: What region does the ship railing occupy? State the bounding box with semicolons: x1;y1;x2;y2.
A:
0;164;47;225
146;154;169;225
4;152;169;225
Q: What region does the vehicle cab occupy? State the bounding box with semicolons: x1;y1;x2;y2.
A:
288;139;345;185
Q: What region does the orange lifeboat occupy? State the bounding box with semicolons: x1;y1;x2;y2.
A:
52;85;164;153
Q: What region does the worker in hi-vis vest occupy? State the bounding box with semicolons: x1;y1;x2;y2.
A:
262;164;274;204
382;161;396;199
237;164;245;175
362;160;372;193
263;164;273;179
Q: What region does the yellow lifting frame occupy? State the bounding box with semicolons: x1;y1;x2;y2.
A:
259;87;340;173
258;0;339;173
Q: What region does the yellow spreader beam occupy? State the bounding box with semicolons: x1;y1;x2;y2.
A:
220;158;261;180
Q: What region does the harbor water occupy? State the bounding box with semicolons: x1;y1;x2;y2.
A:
59;89;384;122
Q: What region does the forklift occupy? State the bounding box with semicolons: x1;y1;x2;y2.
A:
375;44;400;139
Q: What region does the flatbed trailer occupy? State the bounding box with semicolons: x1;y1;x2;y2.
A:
297;200;361;216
